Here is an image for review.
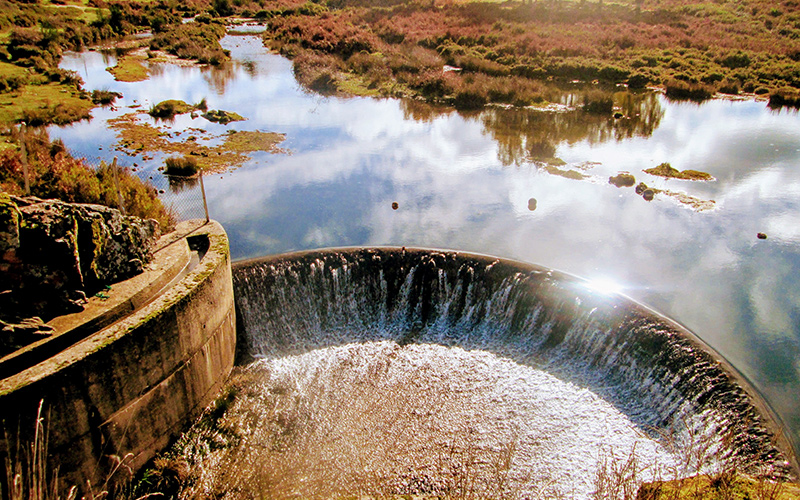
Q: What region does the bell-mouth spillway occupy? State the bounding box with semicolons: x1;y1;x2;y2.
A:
230;246;797;496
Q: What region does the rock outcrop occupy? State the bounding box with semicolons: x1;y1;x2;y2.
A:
0;194;160;324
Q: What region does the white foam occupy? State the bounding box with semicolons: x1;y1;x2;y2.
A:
187;341;685;498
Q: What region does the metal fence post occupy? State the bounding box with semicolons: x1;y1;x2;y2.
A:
199;169;210;223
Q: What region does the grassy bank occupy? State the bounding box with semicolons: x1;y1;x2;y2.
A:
0;127;174;230
258;0;800;108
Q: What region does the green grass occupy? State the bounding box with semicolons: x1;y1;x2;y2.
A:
107;55;150;82
0;82;93;126
148;99;192;118
45;4;103;24
0;61;27;80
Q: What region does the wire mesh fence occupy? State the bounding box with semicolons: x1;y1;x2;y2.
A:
6;123;211;246
79;156;211;245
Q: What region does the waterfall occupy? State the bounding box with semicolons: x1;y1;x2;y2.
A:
207;247;794;497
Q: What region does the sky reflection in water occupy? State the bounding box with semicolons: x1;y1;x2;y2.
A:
54;35;800;454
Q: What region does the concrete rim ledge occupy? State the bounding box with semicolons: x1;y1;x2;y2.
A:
0;220;225;395
0;226;193;380
0;219;235;491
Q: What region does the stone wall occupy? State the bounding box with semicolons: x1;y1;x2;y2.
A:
0;221;235;493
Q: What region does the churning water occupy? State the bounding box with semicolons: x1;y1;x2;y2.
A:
160;248;795;498
185;342;681;498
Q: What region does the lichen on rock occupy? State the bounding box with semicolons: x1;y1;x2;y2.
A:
0;195;160;326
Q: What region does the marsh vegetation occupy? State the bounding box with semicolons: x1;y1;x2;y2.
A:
0;127;173;230
255;0;800;108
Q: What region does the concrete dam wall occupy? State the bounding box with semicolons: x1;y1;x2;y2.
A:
0;221;236;491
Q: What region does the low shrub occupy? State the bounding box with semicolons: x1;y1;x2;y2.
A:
768;88;800;109
150;21;229;65
91;89;122;105
627;72;649;89
21;102;92;126
164;156;200;177
718;79;740;95
0;130;174;230
291;51;343;94
453;88;488;109
149;99;192;119
664;79;714;101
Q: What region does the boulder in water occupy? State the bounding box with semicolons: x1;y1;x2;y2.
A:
609;173;636;188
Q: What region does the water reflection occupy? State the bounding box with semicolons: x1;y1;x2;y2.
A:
481;92;664;166
167;175;199;193
50;34;800;458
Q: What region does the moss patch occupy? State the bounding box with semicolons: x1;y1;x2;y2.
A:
202;109;246;124
662;189;716;211
543;165;587;180
108;112;286;173
108;55;150;82
644;162;715;181
222;130;285;153
149;99;193;118
609;172;636;188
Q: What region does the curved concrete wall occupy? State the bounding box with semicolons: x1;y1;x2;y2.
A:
233;247;798;478
0;221;235;492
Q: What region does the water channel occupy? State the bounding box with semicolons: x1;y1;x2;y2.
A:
51;31;800;489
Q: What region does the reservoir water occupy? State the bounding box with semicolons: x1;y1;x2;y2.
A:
51;31;800;489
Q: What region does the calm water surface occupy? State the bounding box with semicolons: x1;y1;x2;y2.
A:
53;34;800;455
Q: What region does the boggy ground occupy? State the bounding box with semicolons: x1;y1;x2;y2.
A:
257;0;800;109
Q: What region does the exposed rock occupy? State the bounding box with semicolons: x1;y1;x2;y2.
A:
0;195;21;268
609;173;636;188
636;182;659;201
528;198;537;211
0;195;160;321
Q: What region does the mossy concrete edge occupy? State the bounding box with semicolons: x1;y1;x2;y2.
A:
0;220;235;493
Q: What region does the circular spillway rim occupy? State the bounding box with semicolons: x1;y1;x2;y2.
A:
233;245;799;476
